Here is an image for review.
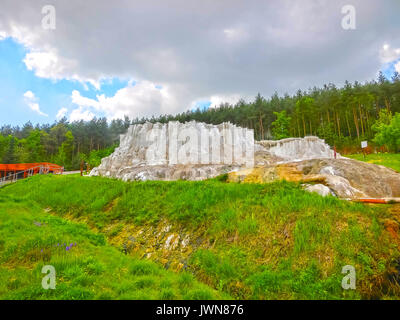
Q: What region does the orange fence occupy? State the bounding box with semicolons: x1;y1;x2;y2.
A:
0;162;64;179
353;198;400;204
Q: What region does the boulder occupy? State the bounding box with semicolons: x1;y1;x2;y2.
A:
228;158;400;199
303;184;333;197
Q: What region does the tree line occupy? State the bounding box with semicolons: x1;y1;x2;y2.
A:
1;71;399;170
137;71;400;152
0;117;130;170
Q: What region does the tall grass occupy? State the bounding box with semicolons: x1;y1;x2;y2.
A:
347;153;400;172
0;195;222;300
2;174;400;299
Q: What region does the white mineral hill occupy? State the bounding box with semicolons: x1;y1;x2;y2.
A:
90;120;400;199
90;121;340;181
255;136;341;164
90;121;255;181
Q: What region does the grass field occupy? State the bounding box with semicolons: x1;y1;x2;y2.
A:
1;174;400;299
0;193;222;300
346;153;400;172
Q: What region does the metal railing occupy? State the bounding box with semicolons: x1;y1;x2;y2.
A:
0;165;64;187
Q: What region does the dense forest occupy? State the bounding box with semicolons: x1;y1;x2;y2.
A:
141;71;400;150
1;71;400;170
0;117;130;170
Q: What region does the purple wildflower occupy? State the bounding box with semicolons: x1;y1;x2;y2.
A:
66;246;70;251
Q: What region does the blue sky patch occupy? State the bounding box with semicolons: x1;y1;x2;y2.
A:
382;60;399;80
192;101;211;112
0;38;132;126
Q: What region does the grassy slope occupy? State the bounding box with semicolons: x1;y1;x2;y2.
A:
0;194;222;300
347;153;400;172
1;174;400;299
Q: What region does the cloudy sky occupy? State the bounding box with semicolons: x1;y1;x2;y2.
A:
0;0;399;125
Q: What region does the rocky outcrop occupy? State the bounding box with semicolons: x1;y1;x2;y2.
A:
302;184;333;197
90;121;254;181
255;136;340;165
105;164;241;182
228;158;400;199
90;121;400;200
90;121;339;181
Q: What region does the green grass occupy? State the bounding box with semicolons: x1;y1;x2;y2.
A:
1;174;400;299
347;153;400;172
0;194;222;300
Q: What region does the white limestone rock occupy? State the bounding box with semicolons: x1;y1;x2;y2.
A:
303;184;334;197
256;136;340;163
90;121;254;181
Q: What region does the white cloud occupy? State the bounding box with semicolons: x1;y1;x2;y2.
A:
209;94;242;108
24;50;101;90
190;94;244;111
0;30;7;40
56;107;68;120
70;81;180;120
69;107;95;122
396;61;400;73
0;0;399;122
379;44;400;63
71;90;99;108
23;90;34;99
23;90;48;116
24;51;73;79
0;22;102;89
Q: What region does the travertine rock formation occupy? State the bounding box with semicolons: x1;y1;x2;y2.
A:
90;121;254;181
90;121;400;199
255;136;341;165
228;158;400;199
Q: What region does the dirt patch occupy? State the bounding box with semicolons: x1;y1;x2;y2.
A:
103;197;121;213
106;220;211;271
385;204;400;246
